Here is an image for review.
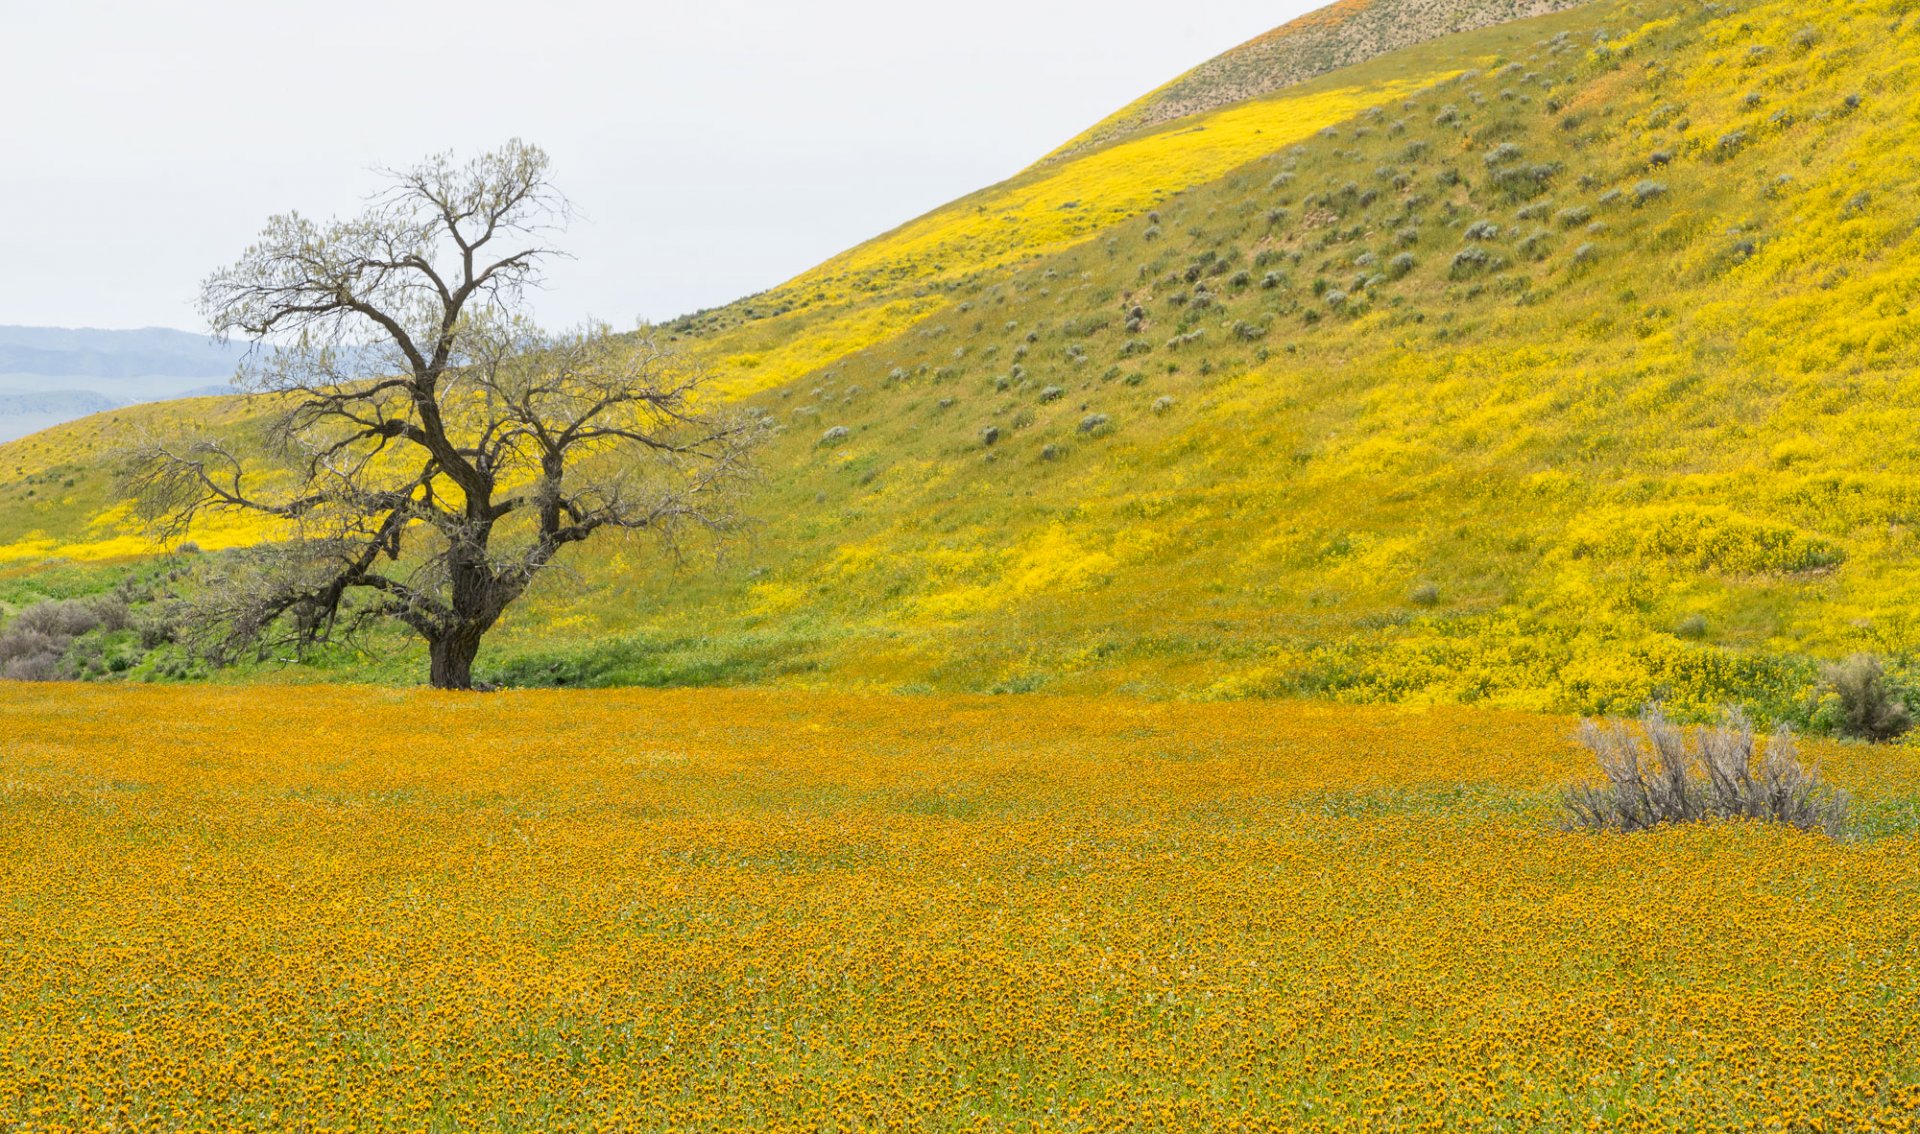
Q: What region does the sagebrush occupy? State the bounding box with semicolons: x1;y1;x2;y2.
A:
1563;709;1849;837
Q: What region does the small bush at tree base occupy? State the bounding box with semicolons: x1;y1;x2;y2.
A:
0;596;134;683
1562;709;1849;837
1819;654;1912;742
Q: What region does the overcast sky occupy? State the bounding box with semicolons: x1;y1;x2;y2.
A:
2;1;1320;333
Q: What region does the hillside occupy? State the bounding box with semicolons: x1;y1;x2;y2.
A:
1050;0;1591;160
5;0;1920;722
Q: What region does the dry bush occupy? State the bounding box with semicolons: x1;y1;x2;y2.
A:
1563;708;1849;837
0;629;68;681
0;597;131;682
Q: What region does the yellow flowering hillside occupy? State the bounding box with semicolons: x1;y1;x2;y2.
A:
3;684;1917;1130
6;0;1920;721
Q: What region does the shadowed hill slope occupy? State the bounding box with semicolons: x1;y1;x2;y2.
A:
6;0;1920;725
1052;0;1591;161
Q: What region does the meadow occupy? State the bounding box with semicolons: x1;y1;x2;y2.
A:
3;684;1917;1131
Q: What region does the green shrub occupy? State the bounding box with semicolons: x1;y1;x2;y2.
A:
1818;655;1912;742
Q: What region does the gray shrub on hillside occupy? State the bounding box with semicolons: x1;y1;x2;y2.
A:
1038;386;1064;404
1450;246;1493;278
1464;220;1501;241
819;426;850;445
1633;180;1669;206
1388;252;1417;279
1563;709;1849;837
1078;414;1112;435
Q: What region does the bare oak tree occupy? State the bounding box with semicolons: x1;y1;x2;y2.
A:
128;141;759;689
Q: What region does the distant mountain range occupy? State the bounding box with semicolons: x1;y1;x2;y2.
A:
0;325;245;441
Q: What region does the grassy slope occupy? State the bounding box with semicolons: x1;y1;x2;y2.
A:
8;0;1920;721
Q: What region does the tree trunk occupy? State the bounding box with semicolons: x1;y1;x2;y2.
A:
428;627;484;690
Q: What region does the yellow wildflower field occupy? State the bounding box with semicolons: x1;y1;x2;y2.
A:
2;685;1917;1131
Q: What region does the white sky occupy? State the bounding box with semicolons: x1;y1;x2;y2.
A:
1;1;1319;332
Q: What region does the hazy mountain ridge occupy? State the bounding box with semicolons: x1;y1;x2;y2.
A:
0;326;245;381
0;390;121;414
0;326;244;441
